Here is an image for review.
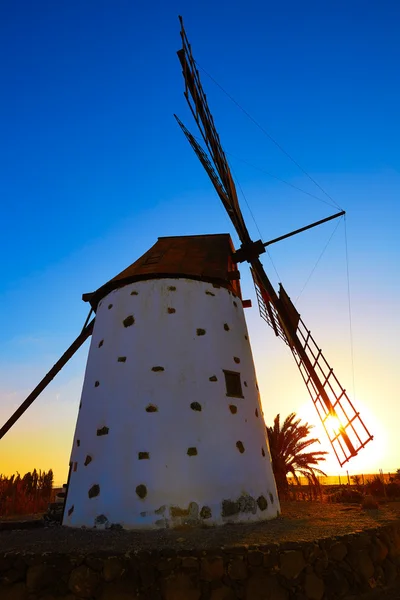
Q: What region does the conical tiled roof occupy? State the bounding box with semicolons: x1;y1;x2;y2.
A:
83;234;241;309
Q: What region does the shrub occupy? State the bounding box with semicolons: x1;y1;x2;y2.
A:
0;469;53;517
326;487;364;504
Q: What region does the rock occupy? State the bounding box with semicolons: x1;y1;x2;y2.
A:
103;557;126;582
323;568;349;597
0;583;28;600
279;550;306;579
245;574;288;600
157;558;180;572
68;565;100;598
371;538;389;563
26;564;58;592
139;564;156;588
349;533;371;551
306;544;322;563
227;558;247;580
263;547;279;570
181;558;199;571
389;530;400;559
328;542;347;561
200;557;224;581
347;549;375;581
85;557;104;572
210;585;236;600
2;568;26;584
383;559;397;585
313;552;329;576
248;551;263;567
0;556;14;572
304;571;324;600
362;495;379;510
100;581;139;600
161;573;201;600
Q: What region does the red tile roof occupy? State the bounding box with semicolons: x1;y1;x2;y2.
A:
83;234;242;309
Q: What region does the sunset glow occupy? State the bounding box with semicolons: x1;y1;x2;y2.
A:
0;3;399;487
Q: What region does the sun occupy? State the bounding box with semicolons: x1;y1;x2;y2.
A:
324;414;342;438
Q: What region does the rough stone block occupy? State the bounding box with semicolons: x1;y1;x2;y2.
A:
210;584;236;600
0;583;28;600
100;581;139;600
304;571;324;600
328;542;347;562
139;564;156;589
2;568;26;585
245;574;288;600
161;573;200;600
103;557;126;582
279;550;306;579
68;565;100;598
347;549;375;582
383;559;398;585
201;557;224;581
26;564;58;592
323;568;350;597
0;556;14;572
181;558;199;571
227;558;247;580
85;557;104;572
371;538;389;564
157;558;179;572
248;552;263;567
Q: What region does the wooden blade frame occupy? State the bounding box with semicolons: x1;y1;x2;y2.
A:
176;15;250;245
0;319;95;440
174;115;233;215
252;265;373;466
176;16;373;466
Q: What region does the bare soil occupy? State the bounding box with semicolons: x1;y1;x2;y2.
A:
1;501;400;555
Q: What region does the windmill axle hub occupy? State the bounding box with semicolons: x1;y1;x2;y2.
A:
233;240;266;264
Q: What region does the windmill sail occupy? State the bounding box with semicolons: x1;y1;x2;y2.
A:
176;16;251;245
176;16;373;466
252;270;372;466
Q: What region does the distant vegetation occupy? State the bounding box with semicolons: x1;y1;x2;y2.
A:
0;469;53;516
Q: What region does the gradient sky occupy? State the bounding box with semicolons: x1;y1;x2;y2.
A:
0;1;399;485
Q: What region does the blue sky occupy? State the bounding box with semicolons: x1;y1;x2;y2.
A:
0;1;399;482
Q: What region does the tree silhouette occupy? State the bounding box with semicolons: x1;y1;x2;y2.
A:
267;412;327;498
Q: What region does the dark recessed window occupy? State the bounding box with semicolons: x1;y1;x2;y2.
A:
223;370;243;398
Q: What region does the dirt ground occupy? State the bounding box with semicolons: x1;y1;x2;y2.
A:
1;500;400;554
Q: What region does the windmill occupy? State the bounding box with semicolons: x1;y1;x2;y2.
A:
0;17;372;530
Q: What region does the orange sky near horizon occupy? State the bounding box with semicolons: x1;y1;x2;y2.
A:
0;294;396;487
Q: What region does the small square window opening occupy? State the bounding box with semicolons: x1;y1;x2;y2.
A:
223;370;243;398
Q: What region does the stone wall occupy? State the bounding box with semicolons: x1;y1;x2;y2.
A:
1;521;400;600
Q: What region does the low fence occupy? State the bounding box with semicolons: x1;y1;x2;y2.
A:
288;471;397;487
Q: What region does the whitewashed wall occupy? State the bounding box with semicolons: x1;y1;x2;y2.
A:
64;278;279;529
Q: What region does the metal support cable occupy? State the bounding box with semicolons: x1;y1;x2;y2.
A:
344;215;357;403
196;61;343;211
295;216;344;302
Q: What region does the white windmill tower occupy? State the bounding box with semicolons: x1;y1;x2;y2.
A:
0;17;372;529
62;234;280;528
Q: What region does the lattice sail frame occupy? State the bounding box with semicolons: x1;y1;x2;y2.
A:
176;16;251;245
252;270;373;466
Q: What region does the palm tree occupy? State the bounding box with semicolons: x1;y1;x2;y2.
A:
267;412;328;498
